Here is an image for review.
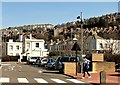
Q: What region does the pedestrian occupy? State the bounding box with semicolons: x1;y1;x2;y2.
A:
82;57;91;79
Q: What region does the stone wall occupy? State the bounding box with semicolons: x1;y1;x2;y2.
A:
92;53;104;61
92;62;115;72
64;62;80;75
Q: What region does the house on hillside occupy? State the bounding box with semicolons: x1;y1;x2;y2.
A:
24;34;48;59
6;34;48;62
18;34;48;62
7;39;23;56
84;34;120;54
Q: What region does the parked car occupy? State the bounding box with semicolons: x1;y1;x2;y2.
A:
35;57;42;66
28;57;40;64
40;58;48;67
46;58;56;69
55;56;82;73
115;63;120;69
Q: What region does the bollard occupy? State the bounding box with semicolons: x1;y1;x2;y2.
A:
100;71;106;84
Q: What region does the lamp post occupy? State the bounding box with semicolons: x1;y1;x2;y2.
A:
71;38;81;76
77;12;83;73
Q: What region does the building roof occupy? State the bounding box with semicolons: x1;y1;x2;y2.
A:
88;34;103;40
93;35;103;39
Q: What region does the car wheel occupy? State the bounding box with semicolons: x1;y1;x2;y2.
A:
59;69;63;73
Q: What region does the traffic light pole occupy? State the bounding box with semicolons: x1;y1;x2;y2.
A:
81;12;83;73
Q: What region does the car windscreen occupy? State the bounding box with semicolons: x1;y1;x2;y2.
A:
51;59;55;62
31;57;38;59
70;57;77;62
60;57;69;62
42;59;47;62
70;57;81;62
48;59;55;63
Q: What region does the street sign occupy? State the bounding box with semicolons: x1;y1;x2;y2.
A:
71;42;81;51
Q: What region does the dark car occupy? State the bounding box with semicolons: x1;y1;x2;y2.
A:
115;63;120;69
46;58;56;69
55;56;82;73
35;57;42;66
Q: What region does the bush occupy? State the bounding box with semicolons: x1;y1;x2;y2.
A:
104;54;120;64
2;56;20;62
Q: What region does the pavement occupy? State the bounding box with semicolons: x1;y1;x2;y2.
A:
67;71;120;84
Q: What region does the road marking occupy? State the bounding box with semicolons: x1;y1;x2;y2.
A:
51;79;66;83
17;78;29;83
34;78;48;83
38;70;42;73
1;64;11;66
0;66;2;69
66;79;85;83
11;66;15;71
0;77;10;83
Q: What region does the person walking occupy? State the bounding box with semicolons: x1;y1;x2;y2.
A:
82;57;91;79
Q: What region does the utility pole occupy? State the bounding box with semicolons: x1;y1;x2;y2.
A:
77;12;83;73
81;12;83;73
81;12;83;58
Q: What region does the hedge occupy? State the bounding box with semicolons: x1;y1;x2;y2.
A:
1;55;20;62
104;54;120;64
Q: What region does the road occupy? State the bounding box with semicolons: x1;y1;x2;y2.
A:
0;62;89;84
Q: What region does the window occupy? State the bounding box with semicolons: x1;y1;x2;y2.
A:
16;45;19;50
105;44;107;48
100;43;103;48
10;45;13;50
27;43;30;48
36;43;39;48
16;53;19;56
10;53;13;56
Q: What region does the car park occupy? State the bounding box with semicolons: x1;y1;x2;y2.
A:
54;56;82;73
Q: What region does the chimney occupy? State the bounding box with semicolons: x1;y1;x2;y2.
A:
19;34;23;41
30;34;32;39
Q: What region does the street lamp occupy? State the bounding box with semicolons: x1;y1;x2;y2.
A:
71;38;81;76
77;12;83;73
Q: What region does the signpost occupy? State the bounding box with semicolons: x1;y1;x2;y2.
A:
71;42;81;76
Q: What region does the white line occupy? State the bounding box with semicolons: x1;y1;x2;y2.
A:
0;77;10;83
0;66;2;69
34;78;48;83
51;79;66;83
66;79;85;83
38;70;42;73
17;78;29;83
1;64;11;66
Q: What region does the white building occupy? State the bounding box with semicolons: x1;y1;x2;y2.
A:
7;39;23;56
6;34;48;62
24;34;48;60
84;35;120;54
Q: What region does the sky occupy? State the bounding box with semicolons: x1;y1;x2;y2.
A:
1;2;119;28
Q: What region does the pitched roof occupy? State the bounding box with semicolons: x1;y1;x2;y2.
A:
87;35;103;40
